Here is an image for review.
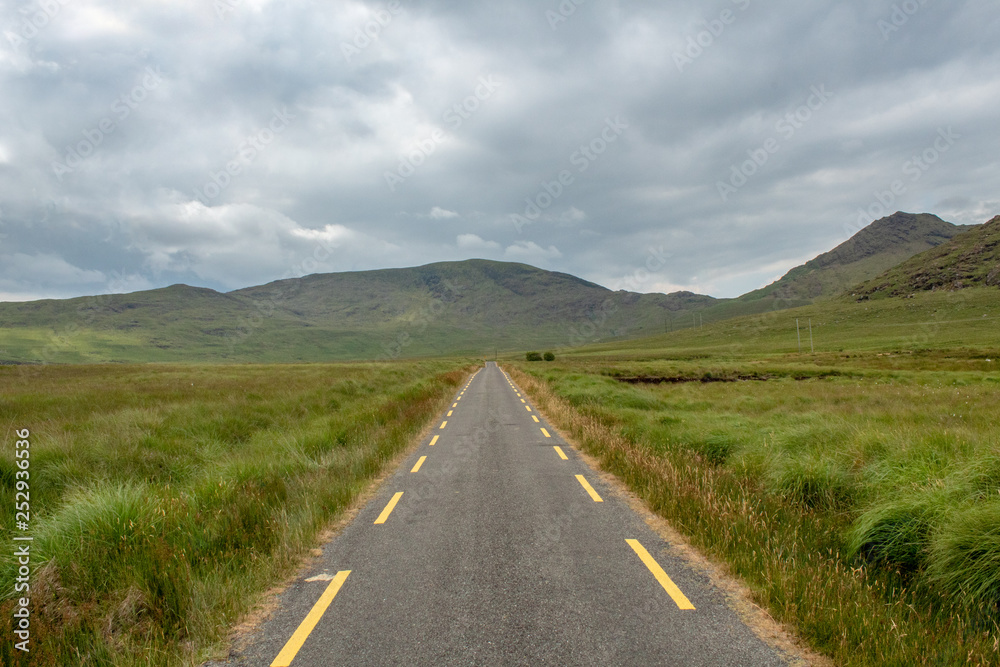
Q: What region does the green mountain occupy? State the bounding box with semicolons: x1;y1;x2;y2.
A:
0;213;984;364
852;215;1000;299
0;260;716;363
734;212;974;309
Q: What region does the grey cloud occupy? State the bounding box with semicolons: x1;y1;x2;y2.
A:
1;0;998;301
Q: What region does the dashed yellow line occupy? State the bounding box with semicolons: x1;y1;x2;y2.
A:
411;456;427;473
374;492;404;524
575;475;603;502
540;428;551;438
532;416;540;423
447;410;453;417
626;539;695;610
429;436;439;446
526;406;532;412
554;446;568;460
440;421;448;429
270;570;351;667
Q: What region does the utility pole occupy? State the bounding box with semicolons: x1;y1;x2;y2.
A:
796;319;802;353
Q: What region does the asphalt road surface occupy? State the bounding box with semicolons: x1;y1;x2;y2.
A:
225;362;789;666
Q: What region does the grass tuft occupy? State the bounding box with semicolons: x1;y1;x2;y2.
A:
926;500;1000;613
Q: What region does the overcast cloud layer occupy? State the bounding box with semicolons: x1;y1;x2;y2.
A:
1;0;998;302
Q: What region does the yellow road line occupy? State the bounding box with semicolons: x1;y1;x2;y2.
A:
270;570;351;667
440;421;448;429
626;539;695;610
521;399;526;403
526;406;532;412
533;416;540;423
374;492;404;524
452;403;458;408
429;435;439;446
575;475;603;502
411;456;427;473
554;446;568;460
541;428;551;438
447;410;453;417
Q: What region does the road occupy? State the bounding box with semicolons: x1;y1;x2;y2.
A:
226;362;789;666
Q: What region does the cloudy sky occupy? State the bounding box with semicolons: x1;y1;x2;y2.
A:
1;0;998;302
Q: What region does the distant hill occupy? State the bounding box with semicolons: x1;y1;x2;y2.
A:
0;213;986;364
734;212;974;309
852;215;1000;299
0;260;717;363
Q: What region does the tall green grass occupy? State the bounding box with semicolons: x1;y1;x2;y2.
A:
0;361;470;666
512;360;1000;665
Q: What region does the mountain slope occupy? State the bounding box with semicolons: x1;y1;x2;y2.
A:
0;213;986;364
852;215;1000;298
0;260;717;363
737;212;973;307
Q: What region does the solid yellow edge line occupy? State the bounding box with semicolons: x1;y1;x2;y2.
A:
411;456;427;473
270;570;352;667
626;539;696;610
575;474;603;502
374;492;404;524
554;446;568;461
429;435;439;446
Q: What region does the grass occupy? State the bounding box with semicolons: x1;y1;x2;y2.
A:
506;287;1000;665
0;360;471;666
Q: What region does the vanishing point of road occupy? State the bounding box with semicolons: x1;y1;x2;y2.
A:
225;362;790;666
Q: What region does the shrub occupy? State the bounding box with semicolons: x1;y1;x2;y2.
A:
526;351;543;361
543;352;556;361
846;489;951;571
926;500;1000;612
